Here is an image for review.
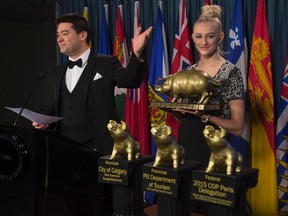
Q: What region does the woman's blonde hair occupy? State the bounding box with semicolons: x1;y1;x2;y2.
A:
193;5;225;55
195;5;223;33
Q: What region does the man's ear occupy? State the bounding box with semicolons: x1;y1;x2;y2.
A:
80;31;88;42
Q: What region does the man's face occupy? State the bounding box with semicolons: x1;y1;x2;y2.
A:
56;22;82;57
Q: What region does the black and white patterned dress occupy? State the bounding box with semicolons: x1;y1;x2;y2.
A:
177;60;245;167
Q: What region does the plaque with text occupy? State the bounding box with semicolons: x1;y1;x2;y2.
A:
142;161;201;198
191;169;237;208
98;155;154;186
150;101;219;111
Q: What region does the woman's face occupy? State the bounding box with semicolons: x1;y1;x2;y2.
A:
192;22;224;58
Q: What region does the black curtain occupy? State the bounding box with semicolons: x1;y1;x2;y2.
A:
56;0;288;113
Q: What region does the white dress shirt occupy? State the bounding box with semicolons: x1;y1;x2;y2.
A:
65;48;90;92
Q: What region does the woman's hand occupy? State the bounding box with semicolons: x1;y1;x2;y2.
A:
173;108;209;122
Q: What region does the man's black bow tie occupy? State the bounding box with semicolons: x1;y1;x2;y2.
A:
68;58;82;69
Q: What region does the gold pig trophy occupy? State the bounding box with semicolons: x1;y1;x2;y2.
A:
151;124;185;168
203;125;243;175
154;69;219;104
107;120;140;161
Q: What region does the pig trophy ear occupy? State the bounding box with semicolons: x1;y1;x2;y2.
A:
107;120;114;129
151;123;158;129
121;121;127;130
154;77;164;90
165;125;172;135
219;126;227;138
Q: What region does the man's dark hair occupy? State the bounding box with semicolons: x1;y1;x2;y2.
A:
56;13;91;45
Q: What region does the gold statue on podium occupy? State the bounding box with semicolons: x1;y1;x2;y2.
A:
151;124;185;168
203;125;243;175
107;120;140;161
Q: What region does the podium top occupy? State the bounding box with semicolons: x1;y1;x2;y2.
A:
0;125;102;156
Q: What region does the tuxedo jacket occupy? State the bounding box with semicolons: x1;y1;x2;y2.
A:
47;50;145;155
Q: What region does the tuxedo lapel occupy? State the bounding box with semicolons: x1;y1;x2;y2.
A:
82;51;98;104
54;51;98;111
54;64;68;115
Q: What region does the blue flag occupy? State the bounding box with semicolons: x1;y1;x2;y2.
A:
226;0;250;166
97;4;111;55
146;4;169;204
148;5;169;155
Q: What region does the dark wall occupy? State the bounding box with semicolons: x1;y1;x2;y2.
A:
0;0;56;128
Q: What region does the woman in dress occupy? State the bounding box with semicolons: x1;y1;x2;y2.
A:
175;5;245;167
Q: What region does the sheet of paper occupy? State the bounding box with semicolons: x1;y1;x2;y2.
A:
5;107;63;125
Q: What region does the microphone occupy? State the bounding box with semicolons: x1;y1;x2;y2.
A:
13;73;46;127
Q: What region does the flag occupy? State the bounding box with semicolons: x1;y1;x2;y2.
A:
148;3;169;155
82;0;92;48
205;0;212;5
124;0;150;155
113;5;129;67
276;57;288;214
97;4;111;55
113;4;129;119
226;0;250;167
129;0;139;55
146;2;169;204
166;0;193;139
247;0;278;214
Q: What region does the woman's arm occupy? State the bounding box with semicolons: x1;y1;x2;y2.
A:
208;99;245;136
174;99;245;136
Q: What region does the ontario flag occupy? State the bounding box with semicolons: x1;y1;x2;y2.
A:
247;0;278;214
226;0;250;167
113;4;129;119
166;0;193;139
97;3;111;55
124;0;150;154
276;57;288;214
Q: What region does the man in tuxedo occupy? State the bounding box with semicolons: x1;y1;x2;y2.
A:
33;13;152;156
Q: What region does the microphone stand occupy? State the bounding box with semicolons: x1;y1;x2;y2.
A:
13;73;46;127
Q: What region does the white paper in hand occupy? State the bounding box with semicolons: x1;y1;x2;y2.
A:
5;107;63;125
